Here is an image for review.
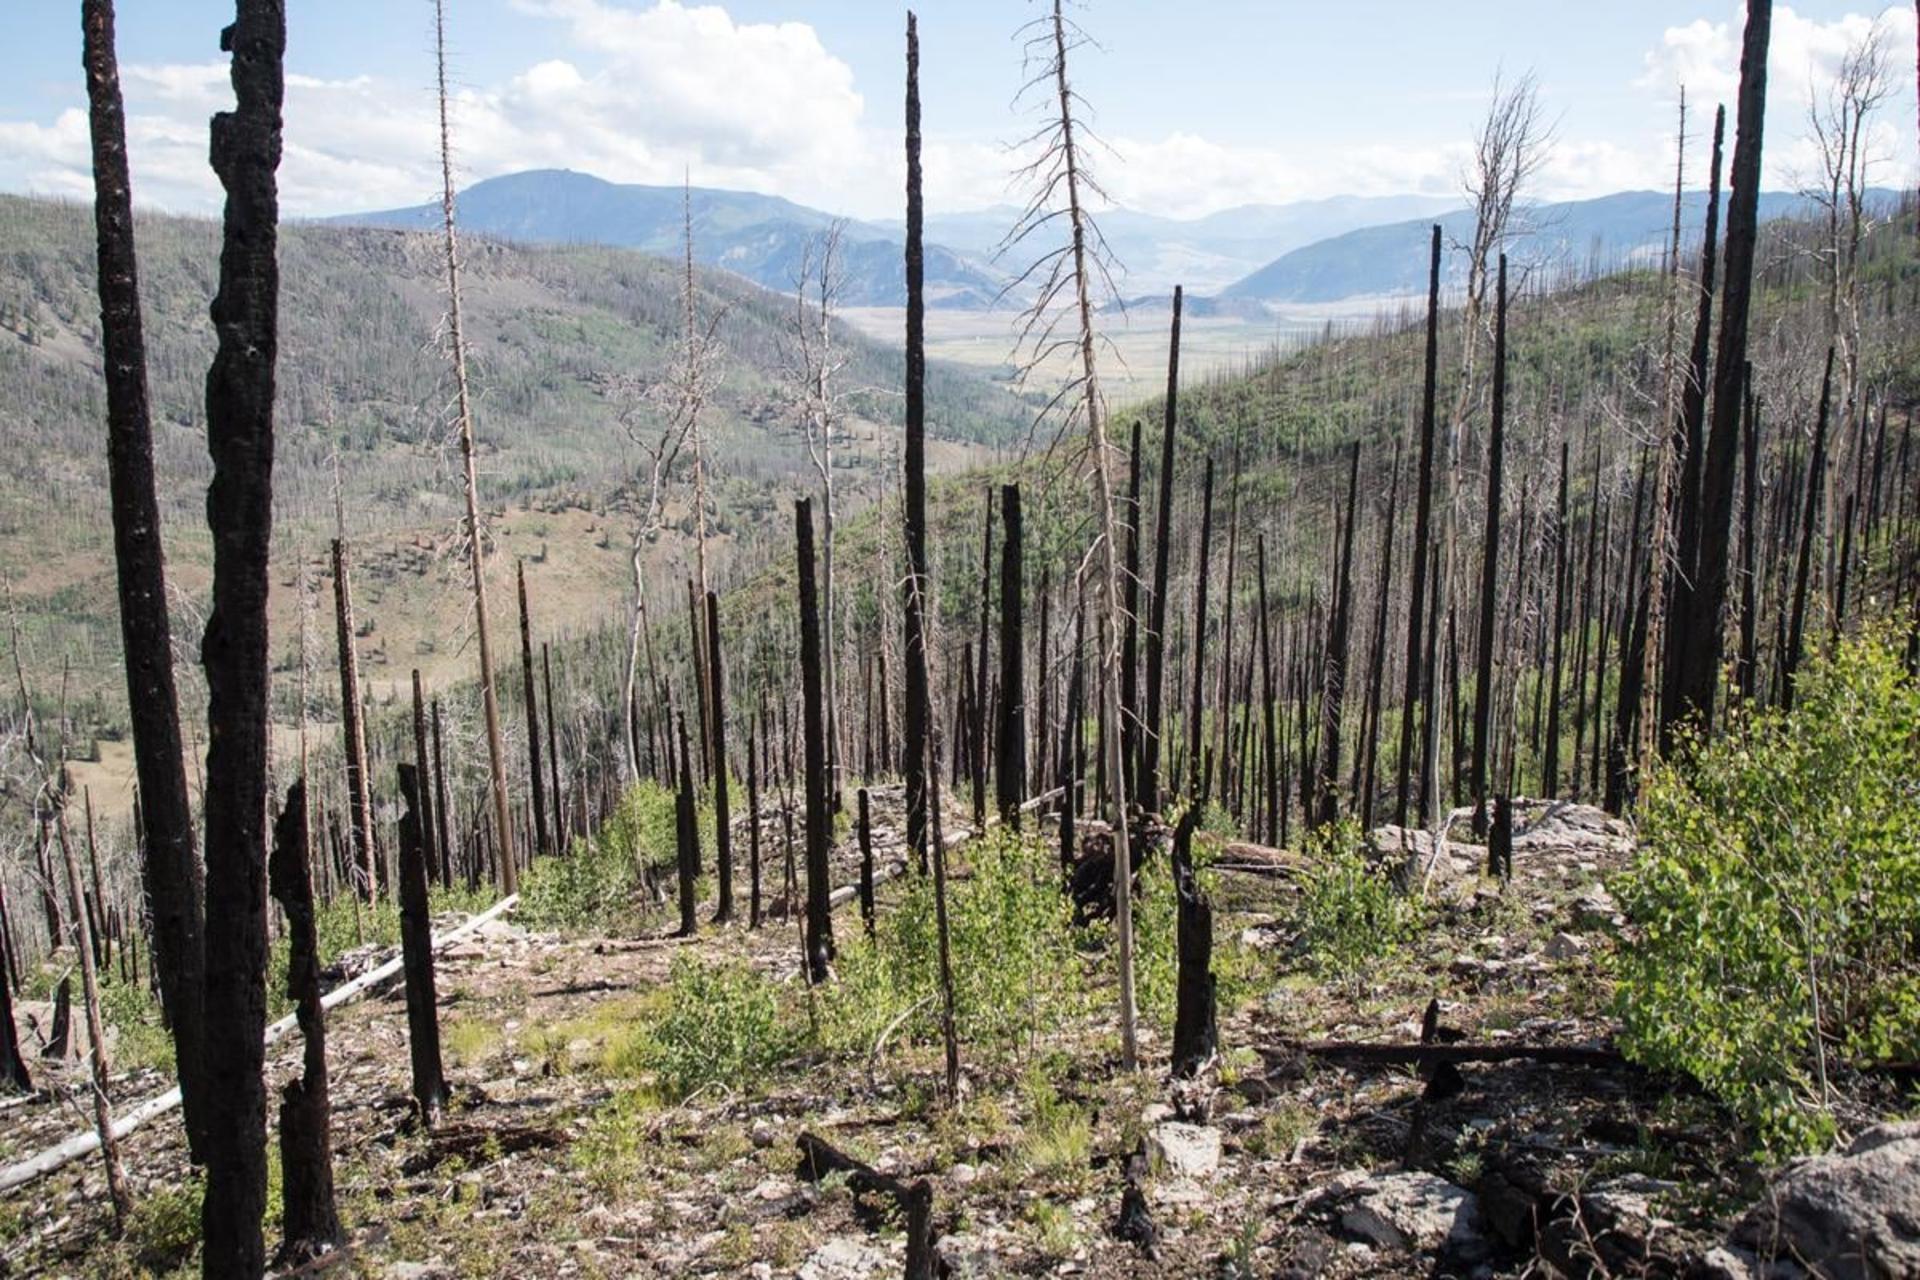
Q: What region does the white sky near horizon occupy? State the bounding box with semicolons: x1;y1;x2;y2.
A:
1;1;1915;223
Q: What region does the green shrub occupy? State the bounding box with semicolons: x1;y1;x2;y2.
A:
826;829;1083;1063
1616;632;1920;1154
1292;819;1419;982
519;781;676;932
629;954;791;1100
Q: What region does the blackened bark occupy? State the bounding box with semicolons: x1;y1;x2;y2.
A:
857;786;876;937
199;4;284;1271
1737;378;1763;702
1256;538;1280;846
675;713;699;938
410;671;438;887
1141;287;1183;815
0;920;26;1089
996;484;1026;826
1316;444;1360;829
1169;805;1215;1078
431;699;453;888
1675;0;1772;734
1358;444;1402;829
82;0;207;1158
1543;442;1571;795
705;591;734;922
518;562;550;859
748;714;763;928
1397;225;1444;826
332;539;376;901
396;765;447;1123
973;488;993;829
1471;256;1510;835
1186;459;1216;805
1784;350;1837;708
902;13;930;870
267;782;343;1265
543;643;563;856
797;499;835;982
1120;419;1143;790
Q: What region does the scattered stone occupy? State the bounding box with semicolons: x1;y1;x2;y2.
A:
1146;1122;1222;1180
1337;1171;1481;1253
750;1117;778;1148
948;1161;979;1187
1544;931;1589;960
1730;1121;1920;1280
937;1232;1001;1278
798;1237;891;1280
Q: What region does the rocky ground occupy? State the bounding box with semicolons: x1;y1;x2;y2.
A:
0;797;1912;1279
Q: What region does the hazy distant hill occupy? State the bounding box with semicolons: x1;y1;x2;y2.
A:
328;169;1007;309
1221;188;1904;304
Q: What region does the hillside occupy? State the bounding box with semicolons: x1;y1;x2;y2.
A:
1221;187;1905;303
330;170;1007;309
0;193;1030;736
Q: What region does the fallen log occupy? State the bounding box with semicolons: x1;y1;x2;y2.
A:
795;1132;934;1280
1260;1038;1633;1070
0;893;520;1195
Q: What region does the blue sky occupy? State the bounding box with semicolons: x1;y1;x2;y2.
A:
3;2;1913;220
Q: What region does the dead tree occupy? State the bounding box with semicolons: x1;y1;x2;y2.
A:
1542;442;1571;796
518;563;550;859
1169;805;1215;1078
431;699;454;887
81;0;206;1157
1120;420;1143;790
1316;445;1360;829
433;0;516;894
1784;350;1838;708
996;484;1026;827
1007;0;1141;1066
706;591;734;922
675;713;698;939
972;489;993;829
1396;226;1444;827
411;672;438;888
1471;256;1510;834
1256;538;1280;845
267;781;343;1266
56;803;130;1226
857;787;876;937
199;0;284;1269
331;539;376;900
1358;445;1403;828
1675;0;1773;737
396;765;447;1123
796;499;835;983
1142;290;1182;815
543;644;564;854
1187;459;1217;803
747;715;763;928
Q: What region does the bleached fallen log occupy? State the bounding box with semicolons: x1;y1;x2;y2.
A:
0;893;519;1195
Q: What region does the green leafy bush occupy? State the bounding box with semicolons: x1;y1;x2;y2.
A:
628;954;791;1100
1616;632;1920;1154
1292;819;1420;982
826;829;1083;1063
519;781;677;932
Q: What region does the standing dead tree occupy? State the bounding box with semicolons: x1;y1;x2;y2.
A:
706;591;734;923
996;485;1027;827
81;0;207;1157
1005;0;1141;1069
198;0;285;1269
332;538;377;900
54;798;129;1227
433;0;515;894
267;781;342;1266
396;765;447;1123
796;500;835;983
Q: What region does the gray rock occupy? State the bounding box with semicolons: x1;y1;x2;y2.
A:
1545;931;1590;960
937;1232;1001;1278
1731;1121;1920;1280
798;1238;891;1280
1147;1121;1222;1179
1339;1171;1482;1253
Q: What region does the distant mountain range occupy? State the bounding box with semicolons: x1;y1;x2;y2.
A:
327;170;1894;315
1220;187;1905;304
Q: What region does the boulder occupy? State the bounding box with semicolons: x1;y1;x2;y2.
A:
1730;1121;1920;1280
1337;1171;1481;1253
798;1238;891;1280
1146;1122;1222;1180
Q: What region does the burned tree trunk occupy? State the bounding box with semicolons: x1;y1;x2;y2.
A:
996;484;1027;827
1397;226;1445;827
397;765;448;1124
1121;419;1144;791
82;0;207;1158
1674;0;1773;736
1141;288;1183;814
1543;442;1570;796
675;713;699;938
747;715;763;928
543;644;563;857
199;2;285;1269
797;499;836;982
1169;801;1216;1079
431;698;454;888
1187;459;1217;803
1471;256;1510;835
518;562;550;860
332;539;377;901
1358;444;1403;829
706;591;735;922
902;16;931;871
973;489;993;829
1316;444;1360;830
1784;350;1837;708
267;782;343;1266
857;787;876;938
410;671;438;887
